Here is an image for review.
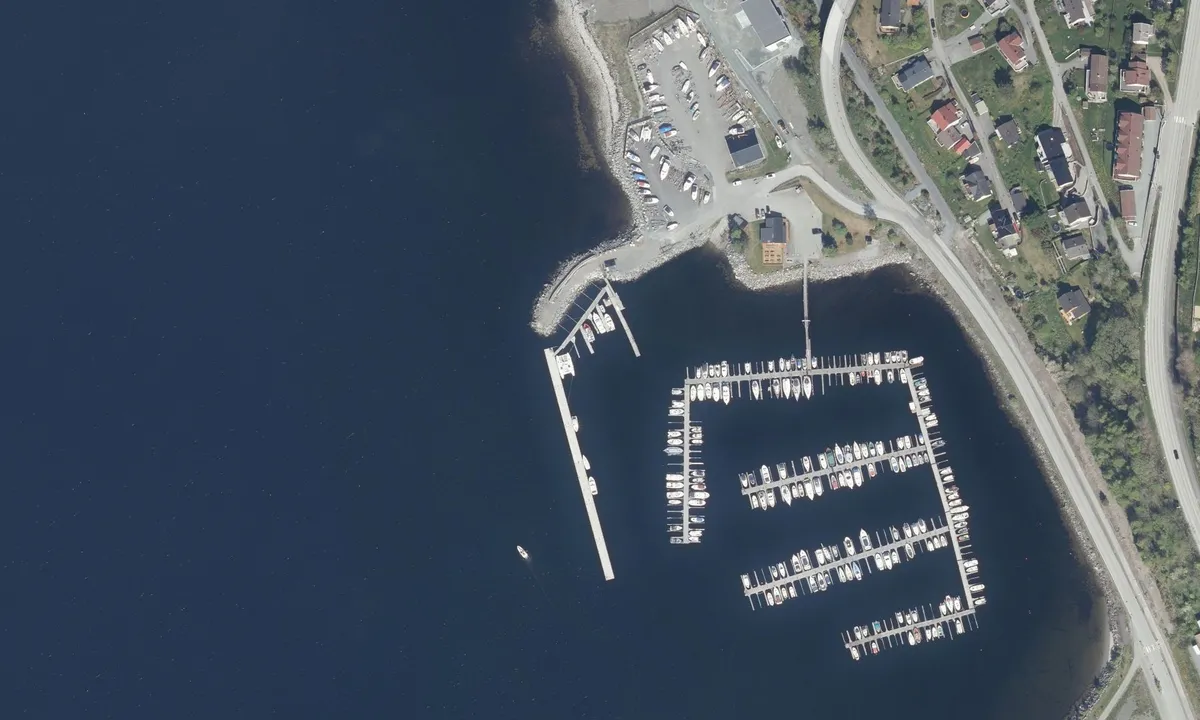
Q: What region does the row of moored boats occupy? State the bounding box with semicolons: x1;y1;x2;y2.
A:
847;596;972;659
578;306;616;345
742;435;931;510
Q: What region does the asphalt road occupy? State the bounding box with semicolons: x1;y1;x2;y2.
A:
822;0;1196;717
1142;0;1200;706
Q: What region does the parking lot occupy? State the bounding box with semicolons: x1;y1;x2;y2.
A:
620;11;779;231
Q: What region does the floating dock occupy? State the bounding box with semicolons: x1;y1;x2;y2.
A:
741;517;953;607
545;283;640;581
842;601;979;660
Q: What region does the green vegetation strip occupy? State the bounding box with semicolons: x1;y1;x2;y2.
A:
839;60;917;194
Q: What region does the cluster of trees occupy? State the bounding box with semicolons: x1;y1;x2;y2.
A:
1021;253;1200;635
839;64;916;191
783;50;838;160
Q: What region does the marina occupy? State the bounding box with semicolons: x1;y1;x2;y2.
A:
544;280;640;580
740;517;953;607
662;267;984;658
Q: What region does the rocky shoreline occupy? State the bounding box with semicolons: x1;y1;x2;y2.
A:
538;3;1125;714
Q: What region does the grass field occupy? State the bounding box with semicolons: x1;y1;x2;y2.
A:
798;179;878;256
850;2;933;68
841;63;917;193
936;1;983;40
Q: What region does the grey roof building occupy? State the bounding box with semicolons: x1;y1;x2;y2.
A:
894;56;935;92
989;206;1020;248
1010;187;1028;216
1060;197;1091;228
726;129;765;168
1058;288;1091;325
760;213;786;244
740;0;793;50
1036;127;1075;190
961;165;993;202
878;0;903;33
1061;234;1091;261
994;117;1021;148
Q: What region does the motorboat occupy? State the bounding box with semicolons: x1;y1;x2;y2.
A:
887;369;895;383
917;519;927;533
688;498;706;507
874;552;884;569
721;383;731;405
791;554;802;573
720;361;729;377
776;462;789;480
924;538;933;551
688;385;697;401
788;585;797;599
817;573;827;592
802;375;812;398
803;478;813;498
970;583;985;593
766;491;776;508
903;522;912;538
899;368;907;382
867;443;876;458
884;553;893;570
815;547;826;566
842;444;852;461
704;382;712;400
751;380;761;399
667;491;684;499
759;465;771;485
665;447;683;455
875;441;884;455
955;618;965;634
749;494;759;509
777;562;788;577
866;463;877;479
905;543;915;560
825;450;836;468
802;456;812;473
859;529;872;551
904;436;912;450
818;452;828;470
873;369;882;385
690;484;707;492
741;574;751;590
739;473;750;488
767;360;775;372
889;457;899;473
783;377;792;399
831;545;841;560
852;561;863;580
666;438;683;446
813;477;823;496
890;526;900;542
666;473;683;481
771;378;780;397
843;536;856;556
975;596;987;606
852;467;863;487
852;442;861;460
781;484;793;505
765;591;774;607
800;550;811;570
834;445;845;464
851;646;860;661
665;482;684;489
836;566;846;583
769;565;779;580
668;498;682;506
836;471;846;488
870;640;879;655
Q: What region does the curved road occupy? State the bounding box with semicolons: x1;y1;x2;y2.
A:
822;0;1196;718
1143;0;1200;694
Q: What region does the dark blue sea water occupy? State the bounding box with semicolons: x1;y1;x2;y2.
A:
0;1;1103;718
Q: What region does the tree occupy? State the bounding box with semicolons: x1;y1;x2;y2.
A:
994;67;1013;88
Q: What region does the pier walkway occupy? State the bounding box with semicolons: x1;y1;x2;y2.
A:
842;604;979;658
739;436;929;499
743;519;951;600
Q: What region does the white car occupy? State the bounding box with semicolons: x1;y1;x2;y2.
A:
664;205;675;217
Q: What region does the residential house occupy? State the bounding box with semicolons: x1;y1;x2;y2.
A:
1035;127;1075;191
1085;52;1109;102
740;0;794;52
759;213;789;265
1061;234;1091;261
955;139;983;164
1113;110;1145;182
1059;197;1091;229
969;34;986;54
894;56;935;92
989;206;1021;248
1120;188;1138;225
1010;187;1029;216
1120;57;1151;94
927;101;964;134
961;165;993;202
879;0;903;34
1058;288;1091;326
997;32;1029;72
1062;0;1095;28
1131;22;1154;47
994;117;1021;148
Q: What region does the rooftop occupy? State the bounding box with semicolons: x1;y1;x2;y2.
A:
1132;22;1154;46
1122;58;1151;89
895;56;935;91
1058;288;1091;320
1060;197;1090;226
961;165;992;201
1087;53;1109;93
1119;188;1137;221
997;32;1027;69
741;0;792;49
726;129;765;168
969;34;986;53
760;214;787;244
1010;187;1028;215
995;117;1021;148
1061;234;1090;261
879;0;903;30
1062;0;1095;27
1114;110;1145;181
928;101;962;133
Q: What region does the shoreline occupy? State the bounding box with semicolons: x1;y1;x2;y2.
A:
539;2;1124;714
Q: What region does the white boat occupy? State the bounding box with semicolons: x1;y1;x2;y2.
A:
659;159;671;180
690;483;706;491
749;494;759;509
900;368;907;382
649;145;661;160
667;408;682;416
665;446;683;455
666;473;683;481
875;441;884;455
852;442;861;460
760;464;770;484
689;385;697;401
803;478;813;498
874;552;884;569
918;519;927;533
692;491;710;499
835;445;845;464
665;482;683;489
765;591;774;607
771;378;780;397
721;361;729;377
802;375;812;398
817;573;827;591
668;498;682;506
904;435;912;449
910;356;925;366
852;561;863;580
751;379;761;399
721;383;731;404
970;584;985;593
602;313;615;333
517;545;529;560
836;566;846;583
851;646;860;661
704;382;712;400
624;150;641;163
852;467;863;487
889;457;898;473
844;537;856;556
884;553;893;570
783;377;792;398
688;498;706;507
867;463;877;478
818;453;828;470
741;574;751;589
802;456;812;473
666;491;684;499
581;324;595;343
905;543;914;559
766;491;776;508
859;529;872;551
887;369;895;383
799;550;811;570
666;438;682;446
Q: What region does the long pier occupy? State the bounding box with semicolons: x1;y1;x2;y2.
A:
742;518;952;603
842;602;979;659
544;282;640;581
739;434;930;502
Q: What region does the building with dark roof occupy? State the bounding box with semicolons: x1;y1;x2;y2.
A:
1036;127;1074;190
740;0;793;51
1060;197;1091;228
893;56;935;92
989;206;1021;248
1061;234;1091;261
1086;52;1109;102
994;117;1021;148
997;32;1029;71
759;213;789;265
1062;0;1095;27
1058;288;1091;325
1113;110;1145;182
726;129;764;168
961;166;993;202
1010;187;1029;216
879;0;903;34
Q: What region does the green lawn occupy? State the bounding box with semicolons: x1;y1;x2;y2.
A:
936;1;984;40
850;2;933;68
1032;0;1151;62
